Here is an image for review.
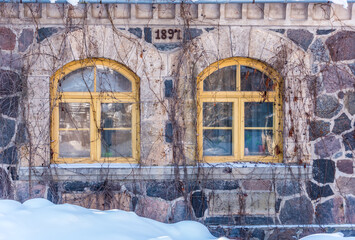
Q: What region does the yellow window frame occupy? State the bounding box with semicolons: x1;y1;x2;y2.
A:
197;57;283;163
50;58;140;164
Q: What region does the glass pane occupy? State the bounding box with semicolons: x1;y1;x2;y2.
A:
240;66;273;91
203;130;232;156
203;66;236;91
59;102;90;129
203;102;232;127
101;103;132;128
59;67;94;92
244;130;273;156
97;66;132;92
59;130;90;158
101;130;132;157
245;102;273;127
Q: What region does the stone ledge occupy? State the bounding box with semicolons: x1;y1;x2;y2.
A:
0;3;354;26
18;163;312;181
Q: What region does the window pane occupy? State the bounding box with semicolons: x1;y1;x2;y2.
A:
97;66;132;92
101;130;132;157
245;102;273;127
59;130;90;158
203;129;232;156
101;103;132;128
59;102;90;129
203;102;232;127
244;130;273;156
240;66;273;91
59;67;94;92
203;66;236;91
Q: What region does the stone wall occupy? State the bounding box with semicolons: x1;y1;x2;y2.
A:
0;2;355;239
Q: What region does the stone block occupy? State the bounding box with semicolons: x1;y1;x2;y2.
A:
312;3;330;20
46;4;64;18
113;4;130;18
247;3;264;19
242;180;272;191
316;197;345;224
306;181;334;200
0;168;11;198
280;196;314;224
24;3;42;18
1;3;19;18
146;180;183;201
344;91;355;115
0;70;22;95
158;4;175;19
224;3;242;19
203;180;239;191
191;191;208;218
332;4;351;20
326;31;355;62
343;130;355;151
92;4;108;18
309;120;330;141
287;29;314;51
333;113;351;134
290;3;308;20
321;65;354;93
36;27;59;43
135;196;169;223
202;4;220;19
169;200;194;223
315;95;342;119
180;4;198;19
209;191;275;216
0;117;15;148
135;4;153;19
0;96;19;118
68;4;86;18
317;29;335;35
18;29;34;52
235;216;274;225
15;181;46;202
313;159;335;184
315;136;341;158
310;39;329;62
0;146;18;164
336;177;355;194
337;160;353;174
276;180;301;196
345;196;355;223
268;3;286;20
0;27;16;51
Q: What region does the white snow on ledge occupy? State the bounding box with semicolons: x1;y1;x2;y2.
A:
0;198;228;240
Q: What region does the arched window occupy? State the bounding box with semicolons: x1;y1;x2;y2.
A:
197;57;282;163
51;59;140;164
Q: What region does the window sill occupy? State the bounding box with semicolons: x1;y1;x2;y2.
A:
18;162;311;182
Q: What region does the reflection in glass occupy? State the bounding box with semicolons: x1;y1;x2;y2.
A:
204;66;236;91
97;66;132;92
241;66;273;91
101;130;132;157
203;102;233;127
101;103;132;128
59;102;90;129
203;130;232;156
245;102;273;127
244;130;273;156
59;130;90;158
59;67;94;92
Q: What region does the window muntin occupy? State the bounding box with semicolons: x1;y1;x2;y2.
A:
197;58;282;163
51;59;139;164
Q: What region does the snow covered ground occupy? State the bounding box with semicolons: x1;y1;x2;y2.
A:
0;198;227;240
0;198;354;240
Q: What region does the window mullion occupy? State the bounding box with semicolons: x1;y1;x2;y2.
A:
233;99;239;160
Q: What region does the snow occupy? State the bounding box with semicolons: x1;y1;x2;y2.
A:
300;233;355;240
0;198;226;240
330;0;348;8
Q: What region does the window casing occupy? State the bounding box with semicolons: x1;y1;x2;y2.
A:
51;59;140;164
197;57;283;163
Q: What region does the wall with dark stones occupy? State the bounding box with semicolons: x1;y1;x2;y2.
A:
0;2;355;240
